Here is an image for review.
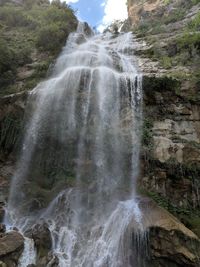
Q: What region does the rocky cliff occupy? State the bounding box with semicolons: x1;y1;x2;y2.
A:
127;0;200;265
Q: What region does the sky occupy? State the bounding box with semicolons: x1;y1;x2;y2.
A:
60;0;128;32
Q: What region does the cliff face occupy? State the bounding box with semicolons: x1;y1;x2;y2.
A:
128;0;163;25
126;0;200;265
127;0;200;248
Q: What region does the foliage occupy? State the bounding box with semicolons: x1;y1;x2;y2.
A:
186;217;200;237
192;0;200;4
177;32;200;51
163;9;185;24
140;184;200;237
134;7;186;37
0;0;77;95
0;114;23;154
188;12;200;31
36;24;66;52
160;56;173;69
142;118;153;150
143;76;181;94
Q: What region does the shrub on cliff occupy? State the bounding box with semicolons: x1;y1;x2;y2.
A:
0;38;16;87
36;24;66;53
0;0;77;95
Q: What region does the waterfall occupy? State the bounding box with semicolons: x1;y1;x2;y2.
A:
18;237;37;267
5;22;145;266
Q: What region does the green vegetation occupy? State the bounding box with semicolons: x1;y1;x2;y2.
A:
0;113;23;155
188;12;200;31
133;1;200;74
143;76;181;94
145;189;200;237
146;190;200;236
177;32;200;53
187;217;200;237
134;7;187;37
142;118;153;151
192;0;200;4
0;0;77;96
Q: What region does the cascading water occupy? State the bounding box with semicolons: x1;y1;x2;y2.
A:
5;22;145;266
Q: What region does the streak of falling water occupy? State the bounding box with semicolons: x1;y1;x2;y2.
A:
18;237;36;267
5;22;145;266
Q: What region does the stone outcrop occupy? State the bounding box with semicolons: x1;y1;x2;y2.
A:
136;198;200;267
0;231;24;266
127;0;200;241
25;223;53;266
128;0;163;26
137;74;200;219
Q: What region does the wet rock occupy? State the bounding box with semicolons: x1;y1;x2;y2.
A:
47;254;59;267
32;223;52;251
0;204;5;223
37;253;59;267
0;261;7;267
82;22;93;36
137;198;200;267
26;222;52;265
0;224;6;235
0;231;24;267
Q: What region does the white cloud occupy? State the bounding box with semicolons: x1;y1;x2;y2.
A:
98;0;128;32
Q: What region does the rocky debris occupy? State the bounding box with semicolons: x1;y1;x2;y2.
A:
137;198;200;267
0;231;24;267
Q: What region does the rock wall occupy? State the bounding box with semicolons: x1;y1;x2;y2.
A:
127;0;200;240
127;0;163;26
141;77;200;209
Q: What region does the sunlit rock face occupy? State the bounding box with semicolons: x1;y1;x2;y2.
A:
127;0;200;238
138;198;200;267
127;0;163;26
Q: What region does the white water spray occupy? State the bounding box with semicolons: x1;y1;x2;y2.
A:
6;23;144;266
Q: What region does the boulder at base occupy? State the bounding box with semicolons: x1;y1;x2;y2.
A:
0;231;24;267
137;198;200;267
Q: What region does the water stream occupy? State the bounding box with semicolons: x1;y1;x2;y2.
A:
5;23;145;267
